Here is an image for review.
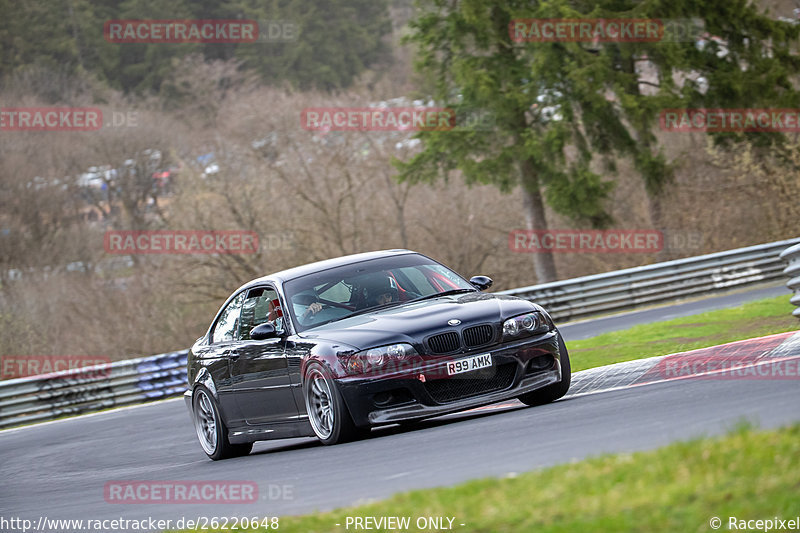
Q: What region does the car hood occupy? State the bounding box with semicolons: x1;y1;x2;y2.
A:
298;292;537;351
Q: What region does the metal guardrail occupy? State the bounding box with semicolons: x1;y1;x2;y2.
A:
0;351;187;429
1;237;799;430
780;243;800;319
500;238;800;321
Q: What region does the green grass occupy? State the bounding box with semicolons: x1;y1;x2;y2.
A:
567;295;799;372
170;423;800;533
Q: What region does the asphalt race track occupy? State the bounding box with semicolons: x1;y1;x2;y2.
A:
2;288;798;531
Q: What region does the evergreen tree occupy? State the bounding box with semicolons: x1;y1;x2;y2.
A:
396;0;800;281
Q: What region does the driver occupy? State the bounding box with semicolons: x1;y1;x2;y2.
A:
366;277;398;307
291;291;326;322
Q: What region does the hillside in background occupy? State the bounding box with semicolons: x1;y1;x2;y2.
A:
0;0;397;94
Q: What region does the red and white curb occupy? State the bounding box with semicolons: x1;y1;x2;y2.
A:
465;330;800;415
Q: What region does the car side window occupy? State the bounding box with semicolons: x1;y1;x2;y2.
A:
212;291;246;344
238;286;285;341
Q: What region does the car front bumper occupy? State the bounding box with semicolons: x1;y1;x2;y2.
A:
337;329;564;426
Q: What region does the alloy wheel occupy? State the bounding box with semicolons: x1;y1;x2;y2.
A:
306;368;334;439
194;389;218;455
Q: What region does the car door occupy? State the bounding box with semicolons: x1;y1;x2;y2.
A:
230;285;300;426
204;290;247;427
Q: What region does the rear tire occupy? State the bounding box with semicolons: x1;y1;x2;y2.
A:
303;362;363;445
517;334;571;407
192;386;253;460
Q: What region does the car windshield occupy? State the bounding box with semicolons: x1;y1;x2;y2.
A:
283;254;476;332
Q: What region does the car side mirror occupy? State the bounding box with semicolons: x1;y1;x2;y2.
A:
250;323;279;340
469;275;493;291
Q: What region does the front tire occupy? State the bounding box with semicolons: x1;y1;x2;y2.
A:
517;335;571;407
303;362;363;445
193;386;253;460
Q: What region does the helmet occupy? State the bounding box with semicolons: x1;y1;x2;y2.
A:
363;276;398;306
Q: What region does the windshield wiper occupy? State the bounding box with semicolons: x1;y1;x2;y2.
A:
407;288;476;304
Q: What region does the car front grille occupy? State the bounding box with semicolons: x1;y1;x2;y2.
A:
463;325;494;348
427;332;461;354
427;324;495;354
424;363;517;403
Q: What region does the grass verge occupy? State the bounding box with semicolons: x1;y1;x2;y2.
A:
567;295;799;372
170;423;800;532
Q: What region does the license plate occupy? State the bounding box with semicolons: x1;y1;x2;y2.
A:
447;353;493;376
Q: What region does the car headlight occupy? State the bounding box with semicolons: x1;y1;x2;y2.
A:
343;343;418;375
503;312;545;339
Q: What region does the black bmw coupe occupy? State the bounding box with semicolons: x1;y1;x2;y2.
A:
185;250;570;459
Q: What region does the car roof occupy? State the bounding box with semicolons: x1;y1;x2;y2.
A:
245;249;418;288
